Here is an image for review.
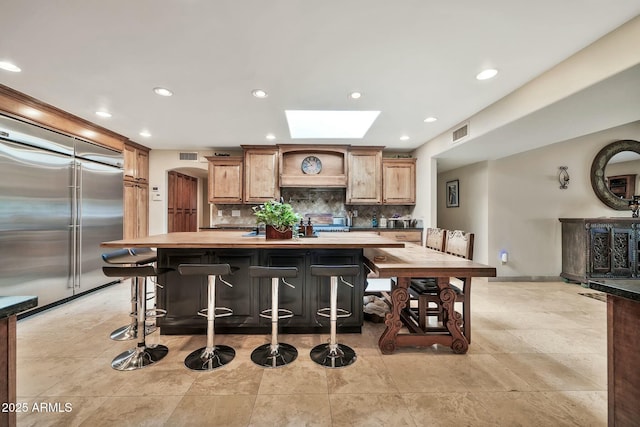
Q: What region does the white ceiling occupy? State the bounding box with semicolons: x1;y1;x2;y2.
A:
1;1;639;164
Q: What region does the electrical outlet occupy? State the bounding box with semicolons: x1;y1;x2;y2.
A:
353;210;358;217
231;210;241;217
217;210;223;217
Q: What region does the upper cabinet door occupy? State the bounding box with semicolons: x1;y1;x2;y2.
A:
208;156;243;204
347;148;382;204
123;142;150;183
243;147;279;203
382;158;416;205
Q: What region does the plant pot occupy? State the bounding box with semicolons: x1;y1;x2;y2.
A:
265;225;293;240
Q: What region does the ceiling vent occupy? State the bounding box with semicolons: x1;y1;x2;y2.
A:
452;123;469;142
179;152;198;161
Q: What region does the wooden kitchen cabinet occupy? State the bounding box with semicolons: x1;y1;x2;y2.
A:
207;156;243;204
382;158;416;205
378;229;422;244
347;148;382;204
243;146;279;203
123;141;150;238
123;180;148;239
123;142;149;183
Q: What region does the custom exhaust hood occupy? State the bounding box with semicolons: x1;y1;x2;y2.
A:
278;145;348;188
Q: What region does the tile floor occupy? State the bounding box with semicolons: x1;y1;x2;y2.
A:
14;279;608;426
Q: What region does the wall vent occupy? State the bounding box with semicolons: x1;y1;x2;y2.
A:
452;123;469;142
179;152;198;161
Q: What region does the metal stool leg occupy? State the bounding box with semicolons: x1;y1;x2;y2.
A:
251;277;297;368
184;274;235;371
310;275;357;368
110;276;156;341
111;276;168;371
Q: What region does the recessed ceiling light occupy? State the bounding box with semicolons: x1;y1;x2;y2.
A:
95;111;112;118
476;68;498;80
153;87;173;97
285;110;380;139
424;117;437;123
400;135;410;141
0;61;21;72
349;91;362;99
252;89;268;98
139;131;151;138
265;134;276;140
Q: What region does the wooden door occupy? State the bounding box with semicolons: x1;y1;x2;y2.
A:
168;170;198;232
382;158;416;204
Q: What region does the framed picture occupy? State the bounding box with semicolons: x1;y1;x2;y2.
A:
446;179;459;208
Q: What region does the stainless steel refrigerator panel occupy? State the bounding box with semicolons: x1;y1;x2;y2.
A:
77;159;123;292
0;114;74;156
75;138;124;168
0;140;74;307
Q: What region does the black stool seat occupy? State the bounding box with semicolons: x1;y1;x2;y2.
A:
178;263;235;371
178;264;231;277
249;266;298;278
102;265;169;371
102;249;157;266
310;264;359;368
310;265;359;277
249;266;298;368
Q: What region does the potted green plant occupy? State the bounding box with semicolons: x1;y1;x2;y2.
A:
252;200;301;239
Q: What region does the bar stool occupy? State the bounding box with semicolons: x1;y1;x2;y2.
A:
102;248;158;341
178;264;235;371
249;266;298;368
103;265;170;371
310;265;359;368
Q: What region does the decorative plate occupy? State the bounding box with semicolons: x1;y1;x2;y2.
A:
301;155;322;174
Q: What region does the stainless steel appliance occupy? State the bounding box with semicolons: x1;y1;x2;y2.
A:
0;115;123;311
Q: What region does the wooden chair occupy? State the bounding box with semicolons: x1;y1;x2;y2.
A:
410;230;475;343
425;227;447;251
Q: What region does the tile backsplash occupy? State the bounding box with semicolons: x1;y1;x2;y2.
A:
210;188;414;227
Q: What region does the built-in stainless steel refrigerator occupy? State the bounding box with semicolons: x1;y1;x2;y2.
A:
0;114;123;310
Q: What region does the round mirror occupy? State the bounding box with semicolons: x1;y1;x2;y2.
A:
590;139;640;210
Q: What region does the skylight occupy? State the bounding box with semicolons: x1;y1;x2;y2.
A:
285;110;380;139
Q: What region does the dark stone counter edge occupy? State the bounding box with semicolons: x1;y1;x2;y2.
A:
0;296;38;319
588;280;640;302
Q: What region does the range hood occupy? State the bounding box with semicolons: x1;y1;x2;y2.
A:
278;145;348;188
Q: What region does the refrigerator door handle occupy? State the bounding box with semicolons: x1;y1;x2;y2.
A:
70;161;80;289
76;161;83;288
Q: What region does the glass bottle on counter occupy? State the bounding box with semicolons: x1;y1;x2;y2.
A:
372;214;378;228
305;217;314;236
379;214;387;228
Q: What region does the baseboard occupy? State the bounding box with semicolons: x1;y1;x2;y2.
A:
488;276;562;282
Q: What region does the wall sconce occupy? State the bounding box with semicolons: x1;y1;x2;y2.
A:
629;195;640;218
558;166;570;189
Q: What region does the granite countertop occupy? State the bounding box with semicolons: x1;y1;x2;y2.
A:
588;279;640;302
0;296;38;319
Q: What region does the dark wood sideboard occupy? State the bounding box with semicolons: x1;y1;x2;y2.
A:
560;218;639;283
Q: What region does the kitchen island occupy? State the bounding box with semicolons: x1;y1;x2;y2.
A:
102;231;403;334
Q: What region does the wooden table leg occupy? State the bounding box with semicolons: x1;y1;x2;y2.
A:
377;276;469;355
437;277;468;354
378;277;410;354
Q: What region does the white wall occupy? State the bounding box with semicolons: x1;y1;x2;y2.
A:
436;121;639;279
436;162;489;265
147;150;212;235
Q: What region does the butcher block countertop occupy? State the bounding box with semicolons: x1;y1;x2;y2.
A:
101;231;404;249
364;243;497;278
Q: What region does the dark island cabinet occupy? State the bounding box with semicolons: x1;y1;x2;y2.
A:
560;218;639;283
156;248;365;334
